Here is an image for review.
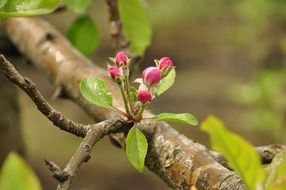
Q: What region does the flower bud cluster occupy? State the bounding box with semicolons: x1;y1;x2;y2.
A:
107;51;174;120
139;57;173;103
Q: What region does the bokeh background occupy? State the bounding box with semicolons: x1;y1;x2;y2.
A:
1;0;286;189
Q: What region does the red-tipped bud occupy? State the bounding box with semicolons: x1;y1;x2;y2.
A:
142;67;161;87
115;51;128;66
159;57;173;70
138;90;152;104
108;66;121;79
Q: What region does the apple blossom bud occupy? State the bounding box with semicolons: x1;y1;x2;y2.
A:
138;90;152;104
159;57;173;77
142;67;161;87
108;66;121;80
115;51;128;66
159;57;173;70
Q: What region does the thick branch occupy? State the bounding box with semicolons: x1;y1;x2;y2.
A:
256;144;286;164
4;18;245;190
0;54;88;137
0;54;133;189
210;145;286;169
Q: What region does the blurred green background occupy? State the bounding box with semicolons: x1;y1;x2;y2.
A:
2;0;286;189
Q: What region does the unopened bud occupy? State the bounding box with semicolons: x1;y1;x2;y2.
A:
115;51;128;66
159;57;173;70
159;57;173;77
142;67;161;87
108;66;121;80
138;90;152;104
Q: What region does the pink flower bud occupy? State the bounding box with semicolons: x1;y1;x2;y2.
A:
138;90;152;104
159;57;173;70
108;66;121;79
142;67;161;86
115;51;128;66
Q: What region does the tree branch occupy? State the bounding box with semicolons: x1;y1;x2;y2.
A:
106;0;126;51
4;17;245;189
0;54;132;189
0;54;88;137
256;144;286;164
106;0;141;73
209;145;286;170
57;119;127;190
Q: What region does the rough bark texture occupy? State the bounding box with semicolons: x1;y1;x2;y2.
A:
0;55;89;138
4;17;246;190
1;54;133;189
256;144;286;164
106;0;126;51
0;64;24;164
209;144;286;170
57;119;127;190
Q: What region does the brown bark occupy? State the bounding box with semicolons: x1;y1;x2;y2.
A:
210;144;286;170
0;61;24;163
3;17;245;190
0;55;88;138
1;54;135;189
56;119;127;190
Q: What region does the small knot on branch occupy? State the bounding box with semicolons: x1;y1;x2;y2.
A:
45;159;69;182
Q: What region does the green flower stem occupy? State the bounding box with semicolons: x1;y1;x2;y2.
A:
119;83;131;116
111;106;128;117
122;67;135;115
124;75;135;114
135;104;147;121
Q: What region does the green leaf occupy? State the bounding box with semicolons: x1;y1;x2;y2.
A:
155;69;176;96
201;116;265;190
265;151;286;190
0;152;42;190
67;15;100;57
272;162;286;190
0;0;7;9
63;0;93;14
80;78;112;108
0;0;59;21
153;113;198;126
126;126;148;172
130;87;138;102
118;0;152;55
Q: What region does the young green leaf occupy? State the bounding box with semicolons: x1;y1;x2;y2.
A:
0;152;42;190
126;126;148;172
0;0;59;21
271;162;286;190
130;87;138;102
80;78;112;108
265;151;286;190
152;113;198;126
67;15;100;57
155;69;176;96
118;0;152;55
201;116;265;190
63;0;93;14
0;0;7;9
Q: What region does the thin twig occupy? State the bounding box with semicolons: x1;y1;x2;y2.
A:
57;119;127;190
0;54;88;137
0;54;133;189
3;18;246;189
105;0;142;74
106;0;127;51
